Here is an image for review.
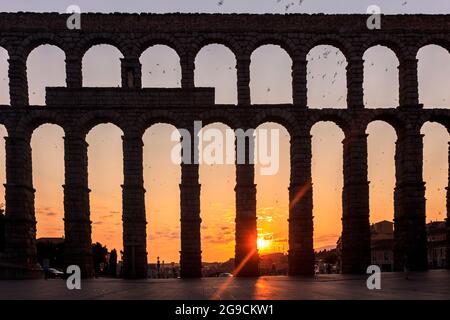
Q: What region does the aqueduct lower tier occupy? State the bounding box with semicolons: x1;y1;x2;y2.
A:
0;13;450;278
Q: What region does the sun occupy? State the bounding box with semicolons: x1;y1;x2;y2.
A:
257;237;272;251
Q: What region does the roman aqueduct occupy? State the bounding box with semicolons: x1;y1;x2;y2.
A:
0;13;449;278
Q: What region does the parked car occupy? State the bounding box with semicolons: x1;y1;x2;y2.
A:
218;272;233;277
45;267;65;279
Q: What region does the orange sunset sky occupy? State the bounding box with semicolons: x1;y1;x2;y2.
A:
0;1;450;264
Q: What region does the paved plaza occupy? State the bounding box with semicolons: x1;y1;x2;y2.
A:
0;270;449;300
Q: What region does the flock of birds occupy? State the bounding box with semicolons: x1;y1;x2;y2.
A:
217;0;409;11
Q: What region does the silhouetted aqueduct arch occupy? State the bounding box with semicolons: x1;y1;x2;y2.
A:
0;12;449;279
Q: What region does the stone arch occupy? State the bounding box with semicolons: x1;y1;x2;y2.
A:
361;37;406;62
252;110;300;137
19;33;68;58
306;42;348;109
420;113;450;132
198;110;241;130
254;121;291;255
194;43;238;105
79;110;125;136
197;120;236;263
142;121;182;267
193;36;240;60
86;119;124;256
31;122;66;241
0;119;9;137
248;35;296;59
415;36;450;55
305;37;352;61
138;35;183;59
135;110;184;137
416;43;450;108
250;44;293;104
363;44;400;108
307;112;351;135
365;120;398;227
310;119;346;255
26;44;67;105
78;35;127;60
139;44;182;88
81;42;124;88
363;111;407;137
420;119;450;225
15;111;66;138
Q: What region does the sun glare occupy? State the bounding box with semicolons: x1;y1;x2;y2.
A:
257;237;272;251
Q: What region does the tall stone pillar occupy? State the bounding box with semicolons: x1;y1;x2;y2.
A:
180;164;202;278
8;53;29;106
179;125;202;278
288;133;314;275
65;55;82;88
346;57;364;109
445;143;450;269
236;55;251;105
63;134;94;278
0;135;40;279
447;142;450;269
341;131;371;273
292;56;307;107
393;131;428;271
235;132;259;276
121;57;142;89
180;53;195;88
122;134;147;278
399;57;420;107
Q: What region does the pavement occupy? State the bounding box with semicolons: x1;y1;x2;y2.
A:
0;270;449;300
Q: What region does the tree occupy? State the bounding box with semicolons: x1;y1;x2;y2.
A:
36;240;65;269
109;249;117;277
324;250;338;265
92;242;108;274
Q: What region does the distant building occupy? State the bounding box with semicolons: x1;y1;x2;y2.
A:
370;221;394;272
336;220;395;272
36;237;65;269
336;220;448;272
427;221;447;269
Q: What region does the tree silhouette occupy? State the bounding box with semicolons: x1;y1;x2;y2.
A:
92;242;108;274
109;249;117;277
36;240;65;269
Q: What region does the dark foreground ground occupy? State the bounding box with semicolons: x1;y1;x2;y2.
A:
0;270;449;300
